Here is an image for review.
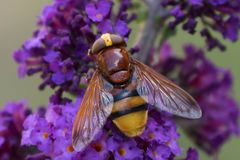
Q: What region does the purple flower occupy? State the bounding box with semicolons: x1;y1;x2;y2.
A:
185;148;199;160
97;19;130;38
0;101;31;160
147;143;171;160
21;96;183;159
86;0;112;22
43;50;59;63
13;0;136;103
150;42;240;155
22;102;79;159
107;136;143;160
162;0;240;50
51;59;74;85
98;20;113;34
189;0;203;6
170;6;184;19
221;16;239;41
115;20;131;37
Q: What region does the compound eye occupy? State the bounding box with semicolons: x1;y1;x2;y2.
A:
96;53;106;69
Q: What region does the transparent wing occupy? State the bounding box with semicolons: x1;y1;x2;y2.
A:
72;71;113;151
132;59;202;119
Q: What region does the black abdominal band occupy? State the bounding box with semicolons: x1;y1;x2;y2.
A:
109;90;148;120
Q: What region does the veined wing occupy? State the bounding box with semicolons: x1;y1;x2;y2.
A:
72;71;113;151
132;59;202;119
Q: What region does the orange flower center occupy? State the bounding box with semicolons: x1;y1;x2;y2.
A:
92;143;103;152
42;132;49;139
148;132;154;139
61;66;68;73
153;151;157;157
96;13;103;19
67;145;74;153
118;147;126;156
166;141;171;146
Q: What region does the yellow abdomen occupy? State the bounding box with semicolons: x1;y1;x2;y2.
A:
110;96;148;137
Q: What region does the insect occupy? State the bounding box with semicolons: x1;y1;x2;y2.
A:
72;33;202;151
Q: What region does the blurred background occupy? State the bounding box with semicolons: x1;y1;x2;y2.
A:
0;1;239;159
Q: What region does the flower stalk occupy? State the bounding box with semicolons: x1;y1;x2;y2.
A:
137;0;169;63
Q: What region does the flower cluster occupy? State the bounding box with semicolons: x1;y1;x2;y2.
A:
13;0;136;103
162;0;240;50
21;97;184;160
149;42;240;154
0;101;31;160
5;0;240;159
21;102;77;159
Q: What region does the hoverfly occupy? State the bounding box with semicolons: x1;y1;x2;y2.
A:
72;33;202;151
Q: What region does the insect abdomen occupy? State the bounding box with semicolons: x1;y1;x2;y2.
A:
109;90;148;137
